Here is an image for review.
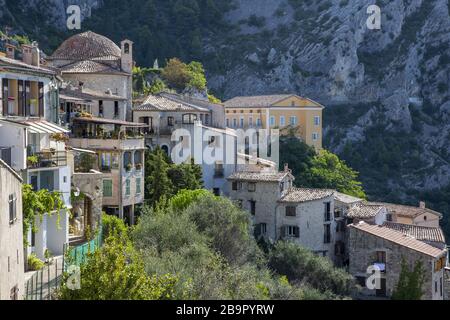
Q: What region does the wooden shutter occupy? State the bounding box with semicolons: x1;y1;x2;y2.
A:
38;82;44;117
17;80;24;116
294;226;300;238
25;81;30;116
2;78;8;116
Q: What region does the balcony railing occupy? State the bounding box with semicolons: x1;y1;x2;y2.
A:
27;151;67;169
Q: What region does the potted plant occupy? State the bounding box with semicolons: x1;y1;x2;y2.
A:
125;163;133;172
27;155;39;167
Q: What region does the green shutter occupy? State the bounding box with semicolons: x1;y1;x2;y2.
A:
136;178;141;194
103;180;113;197
125;179;131;195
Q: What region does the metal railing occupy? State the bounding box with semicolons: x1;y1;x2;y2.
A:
28;151;67;169
25;257;63;300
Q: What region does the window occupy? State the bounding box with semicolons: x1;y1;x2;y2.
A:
136;178;141;194
286;206;296;217
101;153;112;171
270;116;275;126
124;43;130;54
232;118;237;128
240;117;244;128
280;116;285;126
168;116;174;126
260;223;267;235
232;181;242;191
256;118;261;127
280;181;285;193
9;194;17;224
324;202;331;221
99;100;104;117
334;208;342;219
248;117;253;127
213;188;220;196
424;215;427;221
214;162;224;178
314;116;321;126
114;101;119;117
124;151;132;169
324;224;331;243
125;179;131;196
249;200;256;216
376;251;386;264
205;114;209;125
312;133;319;141
248;182;256;192
386;213;392;222
226;118;230;127
289;116;297;125
254;223;267;237
435;281;438;294
285;225;299;238
291;101;296;107
103;180;113;197
182;113;197;124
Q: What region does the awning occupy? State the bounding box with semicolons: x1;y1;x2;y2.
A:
0;118;70;134
24;120;70;134
70;147;97;155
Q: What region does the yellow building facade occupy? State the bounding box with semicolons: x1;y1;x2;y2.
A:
224;94;324;149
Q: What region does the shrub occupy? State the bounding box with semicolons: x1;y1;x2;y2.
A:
27;253;44;271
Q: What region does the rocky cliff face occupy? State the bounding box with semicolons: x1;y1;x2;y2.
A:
205;0;450;203
2;0;449;204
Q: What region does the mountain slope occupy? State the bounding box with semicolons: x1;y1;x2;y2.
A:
1;0;449;229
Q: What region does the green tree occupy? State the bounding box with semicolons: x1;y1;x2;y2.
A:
169;189;212;212
268;241;353;296
161;58;191;91
59;234;178;300
392;258;425;300
307;150;366;198
187;61;206;91
144;148;173;206
168;163;203;194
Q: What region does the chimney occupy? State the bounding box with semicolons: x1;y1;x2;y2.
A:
419;201;426;209
21;44;33;65
5;43;15;59
31;42;40;67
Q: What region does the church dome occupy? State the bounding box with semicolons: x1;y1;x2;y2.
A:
50;31;121;61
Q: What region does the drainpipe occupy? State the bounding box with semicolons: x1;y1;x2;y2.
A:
274;202;281;241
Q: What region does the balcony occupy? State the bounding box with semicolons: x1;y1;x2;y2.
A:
27;151;67;169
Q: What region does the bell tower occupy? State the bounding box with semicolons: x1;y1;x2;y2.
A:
120;39;133;73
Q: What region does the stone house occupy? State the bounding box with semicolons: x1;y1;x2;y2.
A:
133;93;238;196
0;159;24;300
348;221;447;300
368;201;442;227
0;47;71;260
48;31;145;224
46;31;133;121
277;188;338;262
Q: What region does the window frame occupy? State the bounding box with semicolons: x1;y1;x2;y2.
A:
285;206;297;217
103;179;113;197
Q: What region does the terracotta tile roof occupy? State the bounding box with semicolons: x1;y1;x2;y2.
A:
334;192;363;204
279;188;334;203
382;222;445;243
224;94;324;108
60;87;126;101
133;94;209;112
347;202;384;219
60;60;126;75
49;31;121;61
72;116;147;127
228;171;292;183
349;222;446;258
368;202;442;218
0;55;55;75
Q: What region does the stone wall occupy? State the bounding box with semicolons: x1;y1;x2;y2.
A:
348;226;445;300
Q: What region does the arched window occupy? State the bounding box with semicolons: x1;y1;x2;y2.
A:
161;145;169;155
134;150;142;165
182;113;197;124
124;151;132;171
